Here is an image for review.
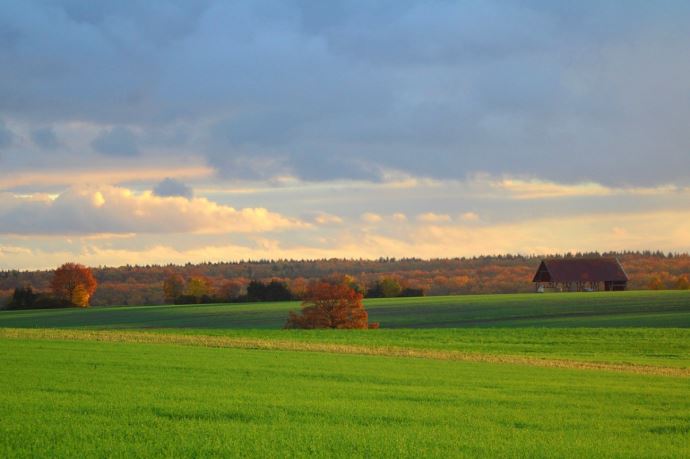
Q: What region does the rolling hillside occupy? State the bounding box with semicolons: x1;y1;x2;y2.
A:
1;290;689;329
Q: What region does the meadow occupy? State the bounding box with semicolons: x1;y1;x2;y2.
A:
1;290;690;457
1;289;690;329
1;332;689;458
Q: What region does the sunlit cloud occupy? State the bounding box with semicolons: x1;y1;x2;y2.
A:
417;212;452;223
490;177;685;200
0;166;214;191
459;212;480;222
3;207;689;269
0;186;307;235
361;212;383;224
312;213;344;226
494;179;613;199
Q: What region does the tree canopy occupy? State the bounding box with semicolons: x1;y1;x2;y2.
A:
285;282;378;329
50;262;97;307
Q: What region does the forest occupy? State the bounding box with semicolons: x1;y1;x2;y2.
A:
1;251;689;307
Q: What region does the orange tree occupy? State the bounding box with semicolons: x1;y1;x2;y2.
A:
285;281;378;329
50;262;97;307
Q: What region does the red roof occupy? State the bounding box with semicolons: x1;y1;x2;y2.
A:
532;257;628;283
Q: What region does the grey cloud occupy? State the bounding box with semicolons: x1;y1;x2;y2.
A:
30;126;60;149
91;127;139;156
0;120;15;149
1;1;690;186
153;178;193;198
287;152;381;182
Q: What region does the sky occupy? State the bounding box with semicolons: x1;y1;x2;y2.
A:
1;0;690;269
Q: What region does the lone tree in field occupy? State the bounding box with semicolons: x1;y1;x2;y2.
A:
285;282;378;329
50;262;97;307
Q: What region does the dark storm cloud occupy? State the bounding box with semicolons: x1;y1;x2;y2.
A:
153;177;193;198
30;126;60;149
91;127;139;156
1;1;690;185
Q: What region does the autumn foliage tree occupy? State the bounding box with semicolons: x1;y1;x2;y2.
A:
184;276;214;303
676;275;690;290
648;275;665;290
50;262;97;307
285;282;378;329
218;278;246;301
163;273;185;303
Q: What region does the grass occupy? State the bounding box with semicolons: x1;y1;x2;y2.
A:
1;290;689;329
149;327;690;369
2;327;689;377
1;334;689;458
2;290;689;457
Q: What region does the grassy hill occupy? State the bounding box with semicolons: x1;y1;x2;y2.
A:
1;331;689;457
2;290;689;457
1;290;689;329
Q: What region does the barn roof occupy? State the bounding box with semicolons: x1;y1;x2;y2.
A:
532;257;628;283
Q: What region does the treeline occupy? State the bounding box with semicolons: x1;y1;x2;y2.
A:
1;251;689;307
160;275;426;305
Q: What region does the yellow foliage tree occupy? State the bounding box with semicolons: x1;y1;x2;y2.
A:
648;275;664;290
70;284;90;308
185;276;213;302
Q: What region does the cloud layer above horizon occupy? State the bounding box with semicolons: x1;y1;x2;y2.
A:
1;0;690;268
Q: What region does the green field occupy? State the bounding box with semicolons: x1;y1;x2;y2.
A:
1;291;689;457
2;290;690;329
1;331;689;458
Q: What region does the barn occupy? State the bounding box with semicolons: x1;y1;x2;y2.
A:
532;257;628;292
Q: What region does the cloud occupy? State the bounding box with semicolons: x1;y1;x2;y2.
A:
4;207;690;269
30;126;60;149
460;212;480;222
494;179;613;199
0;166;213;191
361;212;383;224
1;1;689;186
0;186;307;235
0;120;15;148
2;1;690;270
91;127;139;156
0;245;32;256
312;212;343;226
417;212;452;223
153;178;193;198
489;177;685;200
